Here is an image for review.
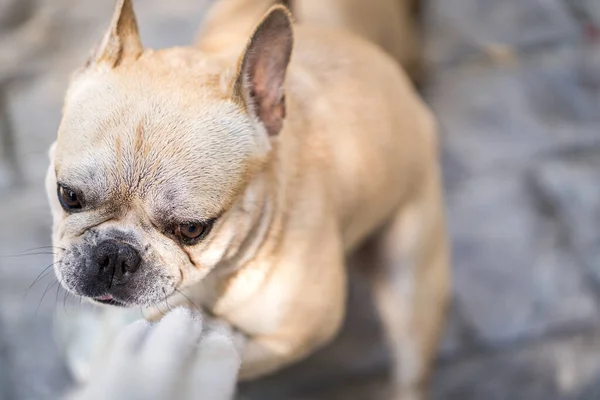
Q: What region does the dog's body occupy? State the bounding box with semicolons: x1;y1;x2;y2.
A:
47;0;448;398
197;0;424;83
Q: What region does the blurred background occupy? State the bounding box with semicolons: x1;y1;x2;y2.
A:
1;0;600;399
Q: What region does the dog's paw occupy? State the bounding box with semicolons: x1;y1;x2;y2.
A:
65;307;240;400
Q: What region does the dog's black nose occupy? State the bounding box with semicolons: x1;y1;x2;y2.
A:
93;240;141;280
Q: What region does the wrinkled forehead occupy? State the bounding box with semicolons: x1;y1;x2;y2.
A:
54;73;266;220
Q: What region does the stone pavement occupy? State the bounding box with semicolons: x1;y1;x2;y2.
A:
1;0;599;399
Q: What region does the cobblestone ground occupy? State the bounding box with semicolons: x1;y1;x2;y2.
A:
1;0;599;399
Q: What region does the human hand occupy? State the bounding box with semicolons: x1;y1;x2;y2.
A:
65;308;240;400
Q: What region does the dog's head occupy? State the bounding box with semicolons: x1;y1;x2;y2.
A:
46;0;293;307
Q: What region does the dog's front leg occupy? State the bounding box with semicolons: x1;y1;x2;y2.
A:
235;332;314;380
366;166;450;400
233;236;348;381
236;320;342;381
237;334;299;380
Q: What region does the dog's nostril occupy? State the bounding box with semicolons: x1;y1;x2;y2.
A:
121;247;141;273
98;255;110;269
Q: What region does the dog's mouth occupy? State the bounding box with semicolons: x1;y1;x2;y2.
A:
92;294;126;307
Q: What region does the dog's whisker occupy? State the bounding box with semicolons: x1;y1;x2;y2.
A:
162;288;173;313
55;276;63;310
23;272;55;301
62;287;71;316
21;245;66;252
23;261;61;299
1;246;63;259
36;280;58;316
174;288;203;315
0;252;58;259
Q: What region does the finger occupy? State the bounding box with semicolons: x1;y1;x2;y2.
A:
94;320;151;384
111;319;152;357
184;332;241;400
136;307;204;392
130;308;204;399
140;307;204;360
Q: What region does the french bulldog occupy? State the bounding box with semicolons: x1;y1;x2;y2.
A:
47;0;449;398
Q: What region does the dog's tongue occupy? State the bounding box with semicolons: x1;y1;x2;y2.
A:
96;295;113;301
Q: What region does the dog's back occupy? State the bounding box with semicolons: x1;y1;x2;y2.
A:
292;0;423;82
195;0;281;55
196;0;423;82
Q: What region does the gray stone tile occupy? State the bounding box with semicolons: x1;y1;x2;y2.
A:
426;0;582;67
434;330;600;400
531;149;600;288
0;306;72;400
447;172;599;347
427;45;600;190
0;317;14;400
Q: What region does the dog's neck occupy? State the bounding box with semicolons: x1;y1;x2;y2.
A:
184;149;287;312
224;161;283;270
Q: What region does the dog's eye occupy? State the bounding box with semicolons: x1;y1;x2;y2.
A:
175;220;215;245
181;223;204;239
57;184;83;211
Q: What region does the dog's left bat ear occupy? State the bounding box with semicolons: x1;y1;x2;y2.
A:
233;5;293;137
91;0;143;67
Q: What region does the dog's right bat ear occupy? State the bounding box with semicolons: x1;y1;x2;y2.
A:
232;5;294;137
88;0;143;68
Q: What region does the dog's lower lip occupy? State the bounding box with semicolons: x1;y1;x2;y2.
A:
96;294;113;301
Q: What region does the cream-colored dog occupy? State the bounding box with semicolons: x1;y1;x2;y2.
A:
46;0;448;398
